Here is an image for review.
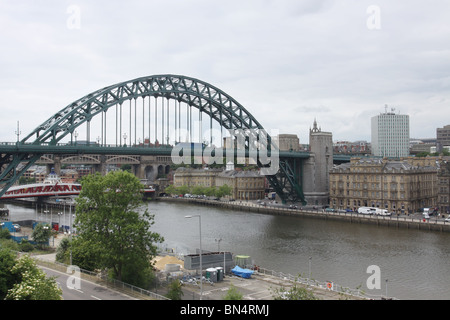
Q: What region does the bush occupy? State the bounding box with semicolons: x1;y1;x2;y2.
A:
0;228;11;240
19;239;34;252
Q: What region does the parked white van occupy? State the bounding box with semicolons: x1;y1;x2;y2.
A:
375;208;391;216
358;207;376;215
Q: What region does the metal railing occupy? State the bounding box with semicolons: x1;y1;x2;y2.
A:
255;266;395;300
34;258;170;300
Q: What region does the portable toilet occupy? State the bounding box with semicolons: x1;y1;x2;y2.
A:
206;268;217;282
215;267;224;281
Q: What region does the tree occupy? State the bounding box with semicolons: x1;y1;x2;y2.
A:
31;223;52;249
0;248;16;300
55;237;71;265
177;185;190;196
166;279;184;300
204;186;216;197
216;184;232;198
74;171;164;283
3;254;62;300
164;184;177;196
191;185;205;196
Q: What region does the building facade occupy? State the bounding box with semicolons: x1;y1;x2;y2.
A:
371;110;410;158
330;157;438;213
276;134;301;151
437;159;450;214
173;167;222;188
216;170;265;200
173;167;265;201
437;125;450;153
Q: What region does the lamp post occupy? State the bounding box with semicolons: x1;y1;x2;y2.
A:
385;279;389;298
185;214;202;300
216;238;226;275
58;212;63;232
309;256;312;280
215;238;222;252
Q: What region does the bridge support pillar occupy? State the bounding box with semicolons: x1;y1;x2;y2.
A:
93;155;107;176
302;120;333;207
47;156;61;175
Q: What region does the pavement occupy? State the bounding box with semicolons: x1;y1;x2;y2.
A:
177;271;365;300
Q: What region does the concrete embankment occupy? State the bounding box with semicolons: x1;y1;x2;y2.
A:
160;197;450;233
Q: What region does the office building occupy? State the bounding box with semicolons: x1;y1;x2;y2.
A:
371;109;410;158
437;125;450;153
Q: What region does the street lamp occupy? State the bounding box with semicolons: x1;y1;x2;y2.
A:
185;214;202;300
385;279;389;298
215;238;226;275
309;256;312;280
215;238;222;252
123;133;127;147
58;212;63;232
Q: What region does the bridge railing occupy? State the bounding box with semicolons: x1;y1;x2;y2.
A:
0;141;174;148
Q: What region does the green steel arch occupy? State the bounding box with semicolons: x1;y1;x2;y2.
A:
1;74;306;204
22;74;264;145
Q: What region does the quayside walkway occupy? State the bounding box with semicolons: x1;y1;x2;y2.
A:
161;197;450;233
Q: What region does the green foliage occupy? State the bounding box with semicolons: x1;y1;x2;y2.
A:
5;255;62;300
0;238;19;251
164;184;178;195
31;223;52;249
164;184;232;198
166;279;184;300
19;239;34;252
55;237;72;265
70;237;102;271
0;248;17;300
216;184;232;198
0;227;11;239
223;284;243;300
74;171;164;284
0;250;62;300
204;186;217;197
272;280;319;300
120;164;132;172
176;185;190;195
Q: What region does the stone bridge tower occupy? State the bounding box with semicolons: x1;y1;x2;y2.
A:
302;119;333;207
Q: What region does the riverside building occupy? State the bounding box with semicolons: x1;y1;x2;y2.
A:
329;157;438;214
173;166;265;201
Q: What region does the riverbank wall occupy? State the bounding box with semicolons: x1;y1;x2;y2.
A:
160;197;450;233
5;196;450;233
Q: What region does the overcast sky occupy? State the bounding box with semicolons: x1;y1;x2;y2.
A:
1;0;449;144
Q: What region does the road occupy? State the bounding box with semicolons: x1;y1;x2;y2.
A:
40;265;137;300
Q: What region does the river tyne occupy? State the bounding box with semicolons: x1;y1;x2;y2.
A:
7;199;450;300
